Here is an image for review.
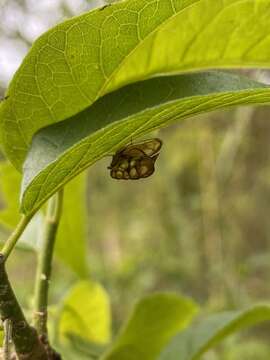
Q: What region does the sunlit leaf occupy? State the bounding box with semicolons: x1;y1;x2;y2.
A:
56;173;89;277
0;162;21;228
0;163;88;276
103;293;198;360
158;305;270;360
55;334;107;360
0;162;42;251
58;280;111;345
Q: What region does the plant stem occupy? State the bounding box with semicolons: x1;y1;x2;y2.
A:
33;190;64;336
0;255;47;359
3;319;12;360
1;215;33;261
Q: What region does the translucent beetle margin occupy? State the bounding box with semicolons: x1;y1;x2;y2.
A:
108;138;162;180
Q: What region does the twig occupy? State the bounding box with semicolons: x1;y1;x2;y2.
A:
3;319;12;360
33;190;64;336
0;255;47;359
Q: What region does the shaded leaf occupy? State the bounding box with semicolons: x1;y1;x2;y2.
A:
158;305;270;360
58;280;111;345
103;292;198;360
21;72;270;214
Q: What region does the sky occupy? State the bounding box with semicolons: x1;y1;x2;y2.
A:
0;0;103;88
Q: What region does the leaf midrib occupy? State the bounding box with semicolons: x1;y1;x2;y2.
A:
96;0;201;98
21;84;270;214
98;0;260;98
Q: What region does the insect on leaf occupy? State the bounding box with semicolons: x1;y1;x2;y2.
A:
108;138;162;180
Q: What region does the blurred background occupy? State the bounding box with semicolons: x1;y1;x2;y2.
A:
1;0;270;359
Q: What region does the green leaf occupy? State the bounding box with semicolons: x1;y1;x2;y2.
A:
56;173;89;277
0;162;21;228
58;280;111;345
21;71;270;214
0;161;43;251
103;293;198;360
158;304;270;360
1;0;270;170
0;163;88;275
55;334;107;360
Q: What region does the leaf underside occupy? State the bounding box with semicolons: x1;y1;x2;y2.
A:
21;71;270;214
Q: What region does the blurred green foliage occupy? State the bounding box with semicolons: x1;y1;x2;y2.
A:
84;106;270;354
104;293;197;360
58;280;111;344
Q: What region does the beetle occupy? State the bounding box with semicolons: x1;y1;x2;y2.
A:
108;138;162;180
